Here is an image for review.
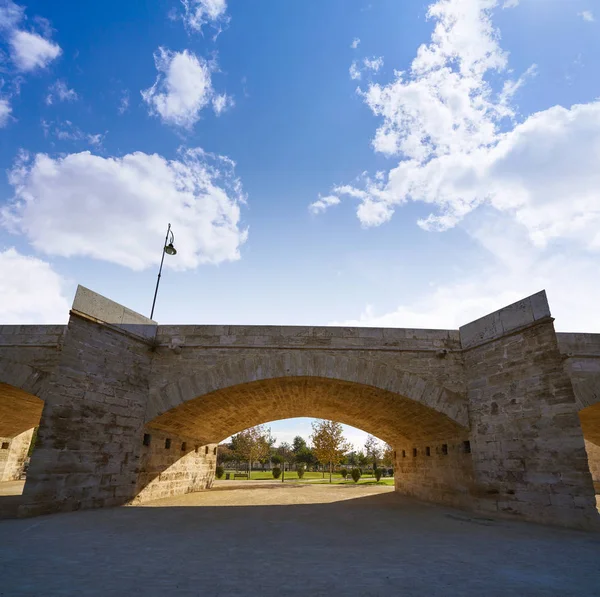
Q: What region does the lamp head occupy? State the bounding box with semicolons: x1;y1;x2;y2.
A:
164;242;177;256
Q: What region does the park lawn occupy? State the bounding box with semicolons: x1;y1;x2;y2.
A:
223;470;345;481
222;470;394;486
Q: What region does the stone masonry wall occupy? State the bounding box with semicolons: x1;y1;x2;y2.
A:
0;428;34;482
19;313;154;516
133;427;216;504
460;292;598;530
394;434;475;509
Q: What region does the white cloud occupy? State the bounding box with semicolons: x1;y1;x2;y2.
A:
318;0;600;333
10;29;61;72
349;61;361;80
0;98;12;127
0;1;23;29
351;37;361;49
45;80;77;105
363;56;383;73
578;11;594;22
44;120;105;146
141;47;215;129
118;90;130;114
318;0;600;250
0;248;70;323
1;148;248;271
349;57;384;81
212;92;234;116
309;194;340;214
182;0;229;33
332;212;600;333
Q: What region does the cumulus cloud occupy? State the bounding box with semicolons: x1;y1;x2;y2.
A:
0;1;61;72
45;80;77;105
318;0;600;332
309;194;340;214
318;0;600;249
0;98;12;126
10;29;61;72
0;248;70;323
212;92;234;115
351;37;361;49
1;148;248;271
349;61;361;80
578;11;594;22
363;57;383;73
182;0;229;33
349;57;384;81
141;47;216;129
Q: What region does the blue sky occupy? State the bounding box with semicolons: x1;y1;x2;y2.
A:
1;0;599;448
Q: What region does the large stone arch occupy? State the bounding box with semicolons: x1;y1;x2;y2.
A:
146;353;469;445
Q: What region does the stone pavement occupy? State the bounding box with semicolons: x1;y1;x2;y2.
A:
1;484;599;597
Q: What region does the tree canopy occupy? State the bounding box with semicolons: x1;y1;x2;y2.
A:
310;419;351;483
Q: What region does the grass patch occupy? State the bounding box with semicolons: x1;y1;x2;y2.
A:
222;470;394;485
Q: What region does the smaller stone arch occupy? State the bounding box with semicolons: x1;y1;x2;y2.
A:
147;353;469;444
0;358;48;438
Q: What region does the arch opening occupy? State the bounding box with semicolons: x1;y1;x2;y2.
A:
135;375;473;507
579;404;600;498
0;382;43;518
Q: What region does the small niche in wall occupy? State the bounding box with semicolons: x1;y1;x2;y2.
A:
412;448;417;457
143;434;151;447
165;438;171;449
425;446;431;456
213;447;217;455
181;442;187;452
402;450;406;458
1;442;9;450
205;446;209;455
441;444;448;455
463;440;471;454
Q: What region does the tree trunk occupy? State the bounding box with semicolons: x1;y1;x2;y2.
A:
329;461;332;483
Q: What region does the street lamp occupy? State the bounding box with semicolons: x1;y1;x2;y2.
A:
150;223;177;320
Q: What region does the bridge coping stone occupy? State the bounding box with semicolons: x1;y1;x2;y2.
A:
459;290;550;350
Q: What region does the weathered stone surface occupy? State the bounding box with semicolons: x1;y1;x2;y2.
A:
0;286;598;530
0;428;34;481
134;428;215;503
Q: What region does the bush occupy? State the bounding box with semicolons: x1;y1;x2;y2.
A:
388;468;394;477
340;468;348;480
351;468;361;483
215;466;225;479
297;466;305;479
374;468;382;482
272;467;282;479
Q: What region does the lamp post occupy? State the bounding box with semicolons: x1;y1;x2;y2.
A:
150;223;177;320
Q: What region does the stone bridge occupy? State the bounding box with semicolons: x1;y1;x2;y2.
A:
1;285;599;529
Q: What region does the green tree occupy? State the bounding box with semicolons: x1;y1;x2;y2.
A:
295;446;316;469
292;435;307;453
231;425;274;476
364;435;382;470
310;420;351;483
278;442;292;472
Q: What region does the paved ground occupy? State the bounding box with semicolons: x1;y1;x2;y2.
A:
1;483;600;597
